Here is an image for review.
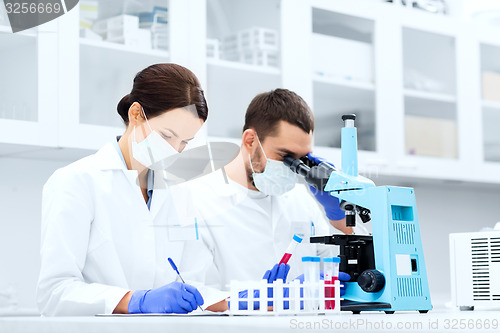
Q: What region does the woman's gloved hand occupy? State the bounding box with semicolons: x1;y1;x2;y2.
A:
306;153;345;221
128;281;204;314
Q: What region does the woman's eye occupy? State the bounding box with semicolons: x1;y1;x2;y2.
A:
161;133;172;140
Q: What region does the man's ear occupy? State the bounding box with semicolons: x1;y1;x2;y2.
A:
128;102;143;127
242;129;257;155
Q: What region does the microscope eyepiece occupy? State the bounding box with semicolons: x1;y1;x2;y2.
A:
342;114;356;121
283;156;310;177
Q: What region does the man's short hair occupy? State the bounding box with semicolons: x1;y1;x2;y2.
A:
243;88;314;140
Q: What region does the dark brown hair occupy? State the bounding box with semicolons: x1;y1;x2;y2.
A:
117;63;208;125
243;88;314;140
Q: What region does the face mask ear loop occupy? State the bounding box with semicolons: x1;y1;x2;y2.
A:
141;106;154;134
255;134;268;160
249;132;265;174
248;153;256;174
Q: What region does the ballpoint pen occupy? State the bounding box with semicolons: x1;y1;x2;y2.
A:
167;257;204;312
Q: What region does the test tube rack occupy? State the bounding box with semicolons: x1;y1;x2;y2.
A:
228;279;343;316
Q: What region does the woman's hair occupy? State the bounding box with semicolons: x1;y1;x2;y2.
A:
117;63;208;125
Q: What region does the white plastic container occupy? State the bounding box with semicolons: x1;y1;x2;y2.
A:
241;50;279;67
303;256;321;311
207;38;220;59
239;27;279;51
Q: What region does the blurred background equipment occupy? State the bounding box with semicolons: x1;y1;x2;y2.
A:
449;223;500;311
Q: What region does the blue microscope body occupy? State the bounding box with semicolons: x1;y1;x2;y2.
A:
284;114;432;314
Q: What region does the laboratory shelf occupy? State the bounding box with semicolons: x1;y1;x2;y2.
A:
206;61;282;139
0;0;499;185
79;39;170;129
0;29;37;51
313;77;376;151
482;100;500;111
79;38;170;59
0;25;37;37
404;93;456;120
207;58;280;75
313;75;375;91
403;89;456;104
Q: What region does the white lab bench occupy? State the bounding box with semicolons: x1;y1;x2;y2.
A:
1;306;499;333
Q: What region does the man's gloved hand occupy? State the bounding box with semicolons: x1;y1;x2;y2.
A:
262;263;290;283
128;281;204;314
293;271;351;296
307;153;345;221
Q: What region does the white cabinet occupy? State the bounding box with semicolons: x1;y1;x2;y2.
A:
56;0;205;151
205;0;282;139
310;6;376;152
0;23;58;152
480;42;500;163
0;0;499;184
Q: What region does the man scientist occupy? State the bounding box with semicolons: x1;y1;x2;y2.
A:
179;89;367;309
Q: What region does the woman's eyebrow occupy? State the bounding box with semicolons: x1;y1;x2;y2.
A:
164;128;195;141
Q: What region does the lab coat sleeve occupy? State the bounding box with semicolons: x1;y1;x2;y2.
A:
37;168;129;316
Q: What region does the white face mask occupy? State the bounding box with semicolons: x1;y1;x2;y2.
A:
249;135;297;196
131;108;179;170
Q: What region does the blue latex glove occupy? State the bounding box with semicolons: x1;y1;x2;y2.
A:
262;263;290;283
293;271;351;296
128;281;204;314
307;153;346;221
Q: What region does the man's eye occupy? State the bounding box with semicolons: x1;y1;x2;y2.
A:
161;133;172;140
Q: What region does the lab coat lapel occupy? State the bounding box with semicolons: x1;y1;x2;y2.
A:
95;142;157;288
150;171;168;219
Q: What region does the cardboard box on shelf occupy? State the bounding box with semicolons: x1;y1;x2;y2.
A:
482;71;500;103
405;115;457;158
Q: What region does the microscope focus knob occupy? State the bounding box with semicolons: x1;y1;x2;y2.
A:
358;270;385;293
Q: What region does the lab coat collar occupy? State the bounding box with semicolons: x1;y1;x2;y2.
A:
94;142;129;171
94;142;167;219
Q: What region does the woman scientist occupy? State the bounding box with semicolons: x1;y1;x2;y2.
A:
37;63;209;316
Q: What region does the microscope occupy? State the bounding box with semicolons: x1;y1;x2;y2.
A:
284;114;432;314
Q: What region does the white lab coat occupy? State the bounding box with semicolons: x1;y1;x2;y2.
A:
37;142;205;316
177;170;347;291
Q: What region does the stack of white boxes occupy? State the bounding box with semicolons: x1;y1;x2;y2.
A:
220;27;279;67
139;7;169;51
79;0;103;40
92;14;151;49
